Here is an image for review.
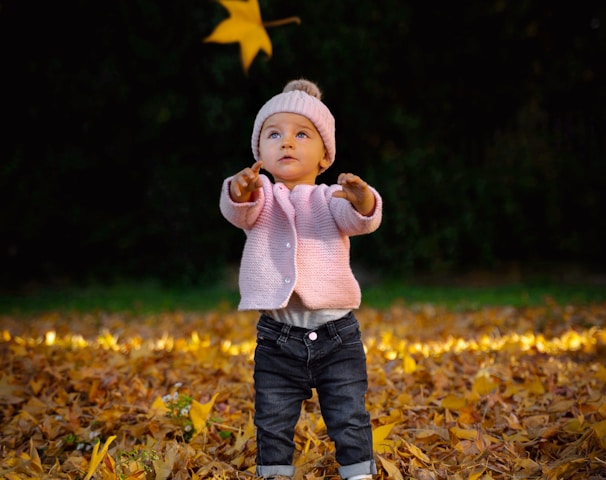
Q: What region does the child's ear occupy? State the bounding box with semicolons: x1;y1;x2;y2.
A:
319;150;331;170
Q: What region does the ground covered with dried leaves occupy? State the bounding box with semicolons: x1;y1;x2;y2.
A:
1;300;605;479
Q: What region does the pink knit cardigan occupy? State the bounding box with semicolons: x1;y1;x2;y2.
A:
219;174;382;311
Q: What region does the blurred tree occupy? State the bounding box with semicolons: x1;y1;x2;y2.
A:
0;0;604;288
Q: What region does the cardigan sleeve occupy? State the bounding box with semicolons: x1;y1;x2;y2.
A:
219;175;267;230
328;185;383;236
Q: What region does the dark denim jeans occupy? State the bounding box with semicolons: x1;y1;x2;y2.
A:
254;312;377;479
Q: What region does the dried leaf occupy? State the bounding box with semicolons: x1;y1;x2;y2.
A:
28;439;44;475
0;373;24;403
403;354;417;373
591;418;606;449
83;435;116;480
150;395;169;415
373;423;396;454
190;392;219;436
472;373;499;395
378;454;404;480
441;394;467;410
232;412;255;452
402;440;431;463
450;426;478;441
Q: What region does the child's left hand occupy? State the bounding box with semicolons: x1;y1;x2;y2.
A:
333;173;376;216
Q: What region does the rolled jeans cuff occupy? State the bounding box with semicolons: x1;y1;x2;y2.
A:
339;459;377;479
256;464;295;478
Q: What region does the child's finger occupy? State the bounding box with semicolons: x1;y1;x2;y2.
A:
337;173;353;185
338;173;365;188
252;160;263;173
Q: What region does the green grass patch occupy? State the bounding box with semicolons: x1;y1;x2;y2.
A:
361;281;606;310
1;278;604;315
0;280;240;315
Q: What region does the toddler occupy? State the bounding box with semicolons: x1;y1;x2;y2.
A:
219;79;382;480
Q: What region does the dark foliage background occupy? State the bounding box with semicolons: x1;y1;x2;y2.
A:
1;1;604;288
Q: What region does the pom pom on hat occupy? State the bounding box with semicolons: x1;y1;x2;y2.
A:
251;79;336;172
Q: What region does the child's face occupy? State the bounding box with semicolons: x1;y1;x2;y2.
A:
258;112;330;189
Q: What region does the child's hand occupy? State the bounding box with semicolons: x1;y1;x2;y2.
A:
333;173;376;216
230;161;263;202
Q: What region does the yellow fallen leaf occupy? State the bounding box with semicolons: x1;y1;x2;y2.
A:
232;412;255;452
414;428;448;440
544;460;579;479
472;374;498;395
153;442;179;480
29;438;44;475
592;419;606;449
403;354;417;373
373;422;396;454
190;392;219;436
378;454;404;480
515;457;540;471
450;426;478;441
468;469;485;480
397;392;412;405
402;440;431;463
525;377;545;394
441;394;467;410
502;383;522;397
503;431;530;442
549;399;576;413
99;453;117;480
83;435;117;480
123;471;147;480
150;395;169;415
564;417;586;433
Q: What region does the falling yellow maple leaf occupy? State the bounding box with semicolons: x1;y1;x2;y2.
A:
204;0;300;74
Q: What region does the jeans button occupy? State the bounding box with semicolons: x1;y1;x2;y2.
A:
308;331;318;341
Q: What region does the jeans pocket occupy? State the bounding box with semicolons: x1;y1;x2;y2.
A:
256;324;281;350
338;322;363;347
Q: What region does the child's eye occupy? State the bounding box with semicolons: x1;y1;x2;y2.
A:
296;131;309;138
268;131;280;139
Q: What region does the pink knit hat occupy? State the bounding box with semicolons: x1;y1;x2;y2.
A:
251;79;336;172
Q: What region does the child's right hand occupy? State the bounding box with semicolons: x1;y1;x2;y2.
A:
229;161;263;202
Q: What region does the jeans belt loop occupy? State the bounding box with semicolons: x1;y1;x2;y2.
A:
278;323;291;344
326;320;341;344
